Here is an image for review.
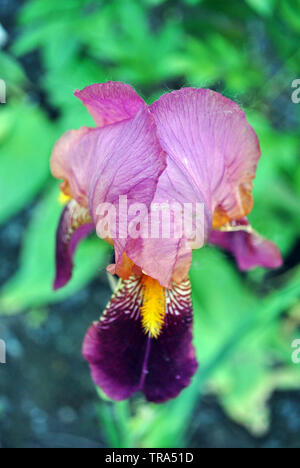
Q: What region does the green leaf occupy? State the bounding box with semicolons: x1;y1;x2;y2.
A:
184;0;203;5
0;51;27;87
0;185;112;313
0;101;58;225
279;0;300;32
245;0;275;17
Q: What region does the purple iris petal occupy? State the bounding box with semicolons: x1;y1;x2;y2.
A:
51;104;166;282
209;219;283;270
125;237;183;289
82;277;198;403
121;87;261;286
150;88;261;220
75;81;145;127
88;106;166;274
51;127;93;206
144;281;198;402
125;155;211;287
54;200;94;290
51;84;277;287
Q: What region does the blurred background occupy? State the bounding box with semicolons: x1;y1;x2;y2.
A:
0;0;300;448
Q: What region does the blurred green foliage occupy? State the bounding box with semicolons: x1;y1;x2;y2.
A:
0;0;300;448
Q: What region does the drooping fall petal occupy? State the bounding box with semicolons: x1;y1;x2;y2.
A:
54;200;94;290
209;219;283;270
82;277;198;403
144;280;198;402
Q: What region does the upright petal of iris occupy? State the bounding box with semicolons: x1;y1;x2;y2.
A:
127;88;282;286
50;82;166;288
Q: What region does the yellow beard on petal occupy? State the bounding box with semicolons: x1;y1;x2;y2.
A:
140;275;166;339
58;191;72;205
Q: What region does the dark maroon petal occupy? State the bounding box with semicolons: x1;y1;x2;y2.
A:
209;219;283;270
54;200;94;290
143;280;198;403
82;277;198;402
83;277;146;400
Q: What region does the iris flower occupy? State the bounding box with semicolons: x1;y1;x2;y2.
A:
51;82;282;402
